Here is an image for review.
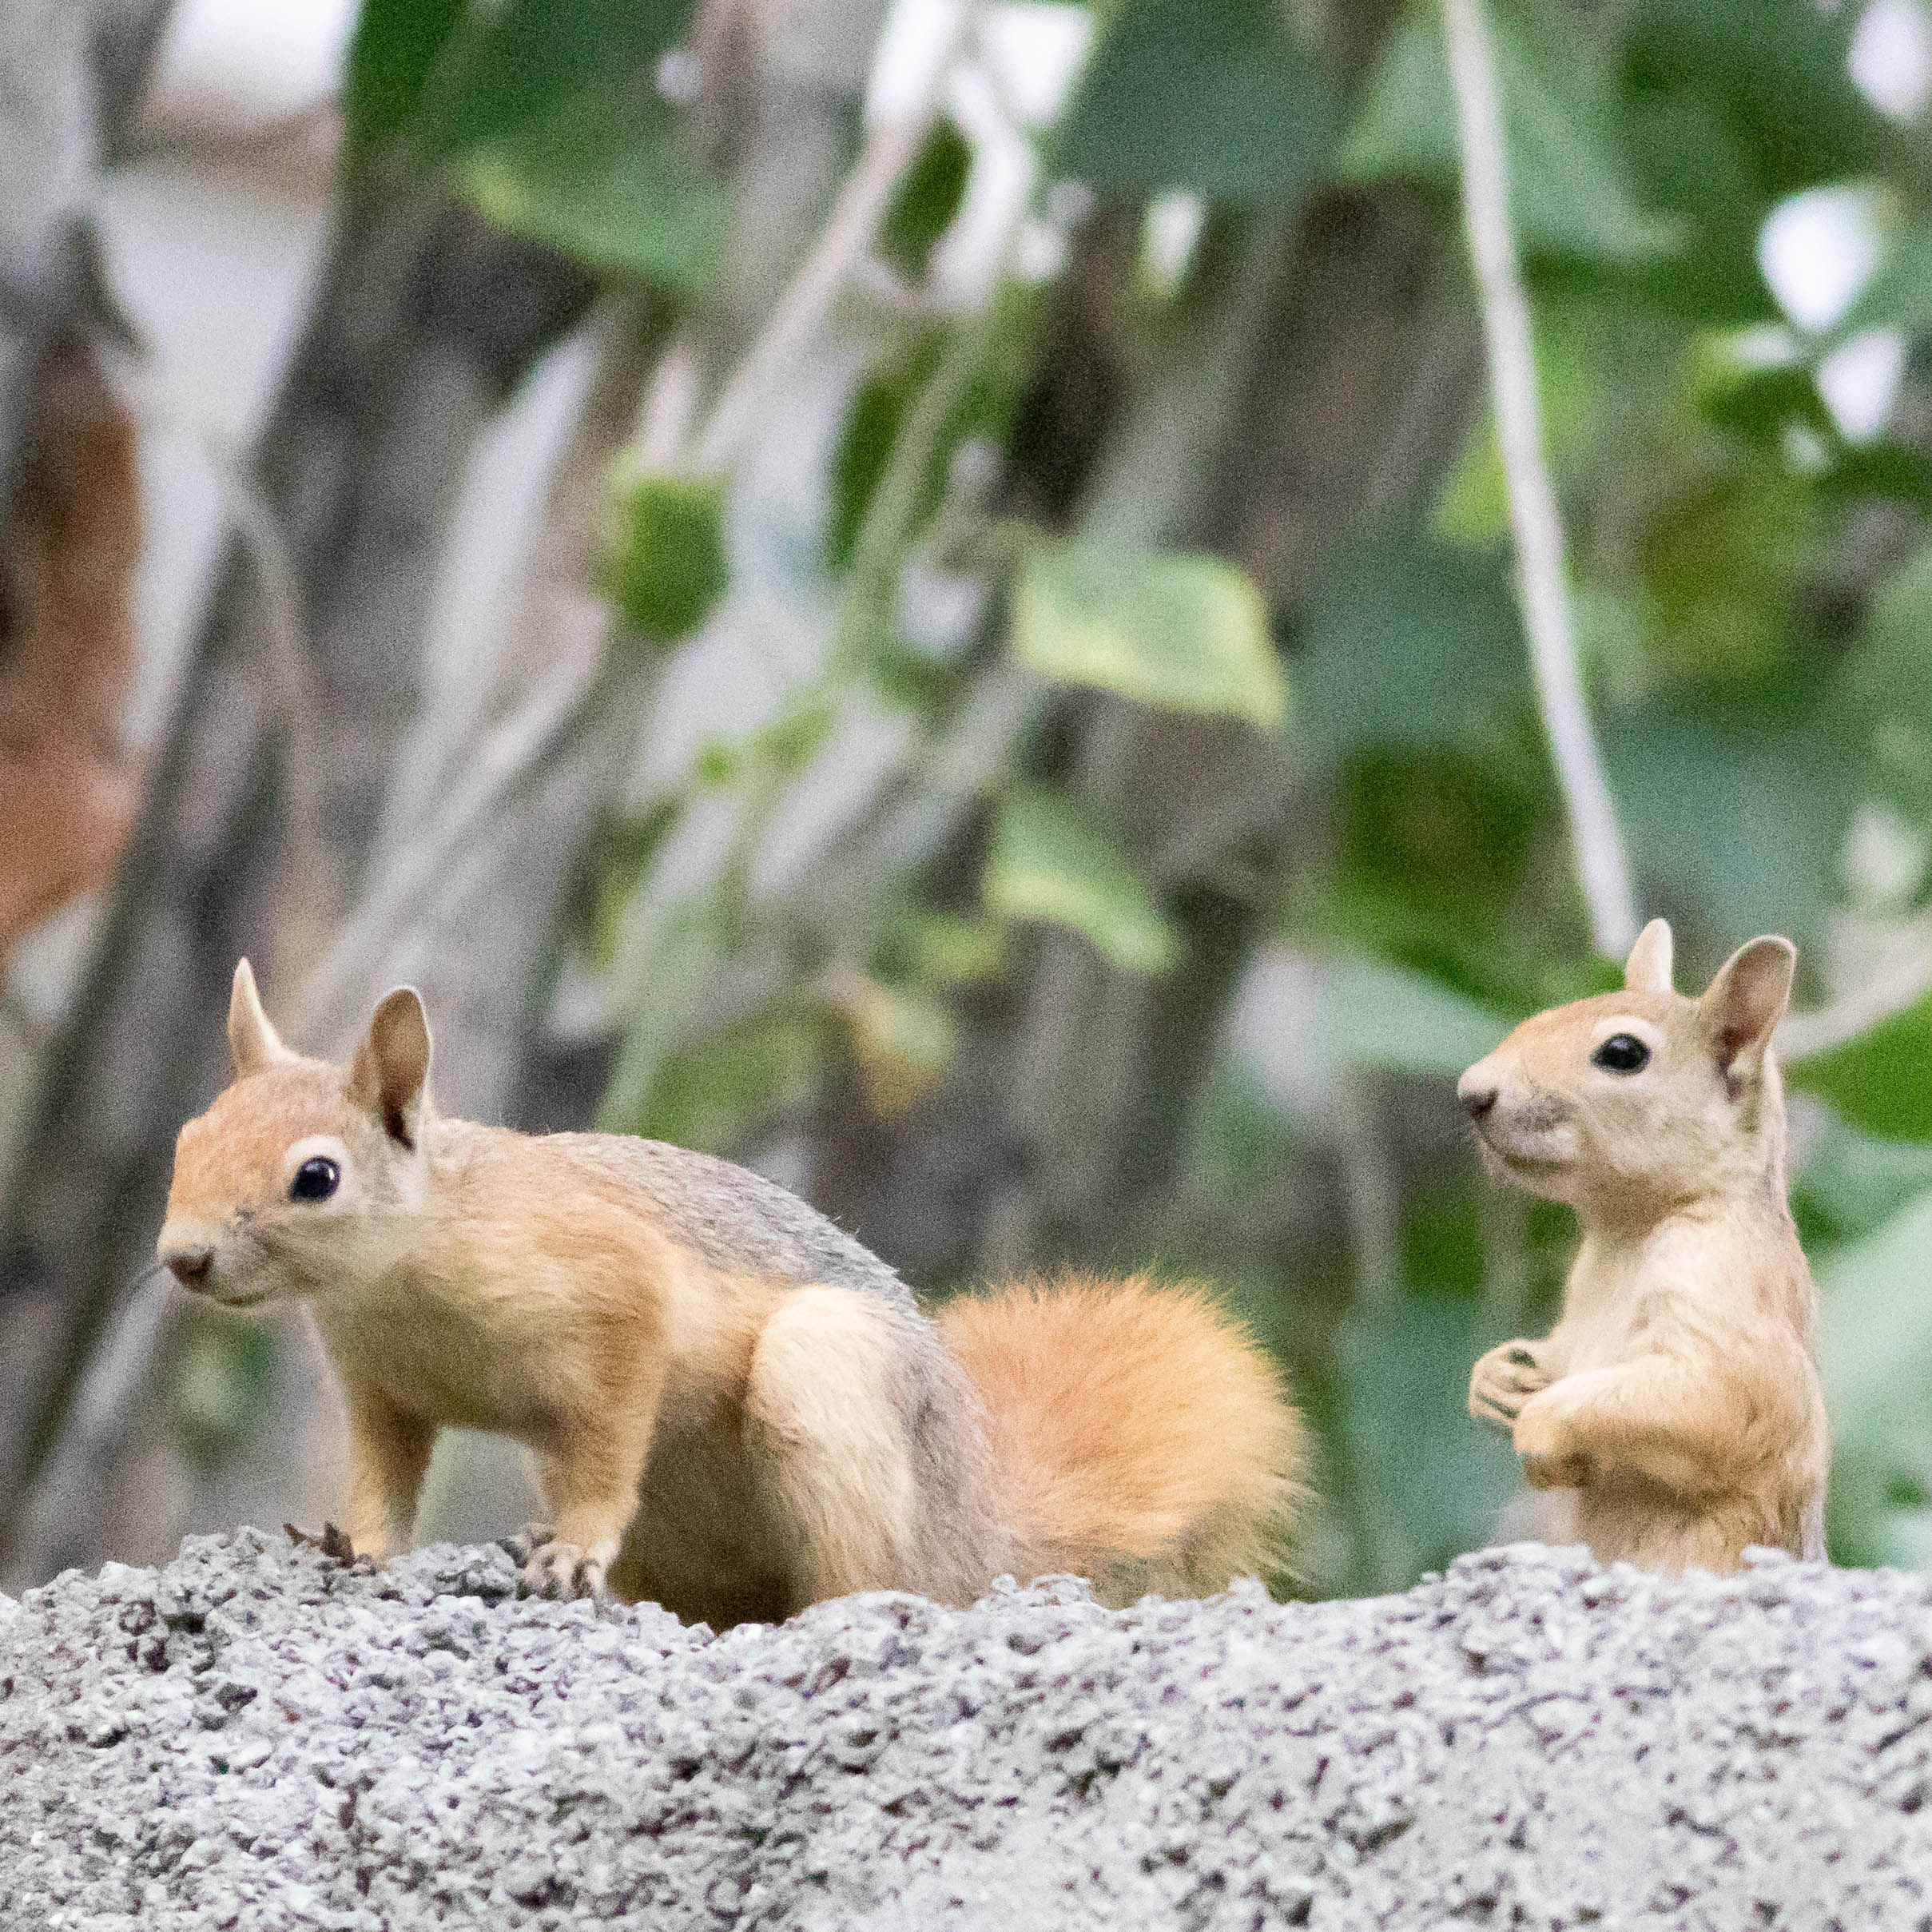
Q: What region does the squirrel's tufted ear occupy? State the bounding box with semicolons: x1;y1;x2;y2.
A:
348;986;431;1149
228;959;294;1075
1624;919;1674;996
1697;936;1795;1088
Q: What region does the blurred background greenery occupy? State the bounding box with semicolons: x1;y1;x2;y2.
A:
6;0;1932;1598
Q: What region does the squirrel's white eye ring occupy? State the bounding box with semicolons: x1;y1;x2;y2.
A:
289;1156;341;1203
1591;1032;1651;1075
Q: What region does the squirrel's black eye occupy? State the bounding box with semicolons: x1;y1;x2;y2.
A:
1591;1033;1651;1075
289;1156;340;1203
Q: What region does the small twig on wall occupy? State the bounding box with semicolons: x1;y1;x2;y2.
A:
1440;0;1640;960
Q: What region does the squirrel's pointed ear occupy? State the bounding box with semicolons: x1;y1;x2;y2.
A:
348;987;431;1149
1697;936;1795;1087
228;959;293;1075
1624;918;1674;995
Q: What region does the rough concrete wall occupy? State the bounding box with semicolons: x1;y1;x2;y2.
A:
4;1532;1931;1929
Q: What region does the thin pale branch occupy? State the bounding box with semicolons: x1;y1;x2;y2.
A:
119;368;331;915
209;459;328;889
287;635;606;1050
1440;0;1640;959
1779;946;1932;1060
691;8;975;476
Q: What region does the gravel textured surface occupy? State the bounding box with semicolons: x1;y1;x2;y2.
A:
5;1529;1932;1928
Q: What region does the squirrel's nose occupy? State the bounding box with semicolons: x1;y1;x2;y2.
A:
164;1246;213;1290
1457;1072;1499;1121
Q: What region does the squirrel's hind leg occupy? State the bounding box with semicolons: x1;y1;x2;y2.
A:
745;1286;921;1611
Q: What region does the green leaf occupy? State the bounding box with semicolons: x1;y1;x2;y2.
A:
343;0;470;161
985;787;1179;974
606;474;729;642
881;911;1006;988
1056;0;1336;205
1436;312;1605;544
1624;0;1882;203
1840;540;1932;748
171;1315;277;1473
461;89;725;290
1314;954;1513;1080
583;800;678;968
1013;543;1286;733
415;0;696;161
1342;14;1678;264
825;336;943;574
1789;994;1932;1143
879;119;972;281
598;893;736;1132
1294;543;1525;760
1608;90;1779;323
1306;745;1608;1020
1633;457;1820;691
1793;1117;1932;1244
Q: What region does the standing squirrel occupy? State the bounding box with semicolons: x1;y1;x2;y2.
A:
157;962;1305;1624
1459;919;1829;1575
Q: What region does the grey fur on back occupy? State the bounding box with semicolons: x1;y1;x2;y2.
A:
556;1135;916;1313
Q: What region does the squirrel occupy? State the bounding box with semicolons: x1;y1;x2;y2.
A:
156;960;1306;1624
1459;919;1829;1575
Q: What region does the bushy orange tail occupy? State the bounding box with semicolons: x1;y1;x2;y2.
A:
939;1274;1306;1606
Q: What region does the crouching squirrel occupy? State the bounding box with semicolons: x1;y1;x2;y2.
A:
1458;920;1828;1574
156;962;1305;1624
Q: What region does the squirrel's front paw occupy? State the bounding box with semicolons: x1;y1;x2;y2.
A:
502;1523;610;1603
1469;1342;1552;1434
1513;1392;1591;1489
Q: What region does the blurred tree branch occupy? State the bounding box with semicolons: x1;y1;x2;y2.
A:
1441;0;1639;958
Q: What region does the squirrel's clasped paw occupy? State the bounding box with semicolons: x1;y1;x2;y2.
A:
501;1523;610;1604
1468;1342;1552;1435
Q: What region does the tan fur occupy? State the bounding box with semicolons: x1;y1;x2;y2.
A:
940;1276;1306;1604
1459;920;1829;1575
157;963;1306;1624
745;1286;922;1602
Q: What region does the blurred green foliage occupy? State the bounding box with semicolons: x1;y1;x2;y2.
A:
1056;0;1337;203
880;119;975;281
341;0;1932;1596
986;785;1179;974
1013;543;1286;730
606;475;730;642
